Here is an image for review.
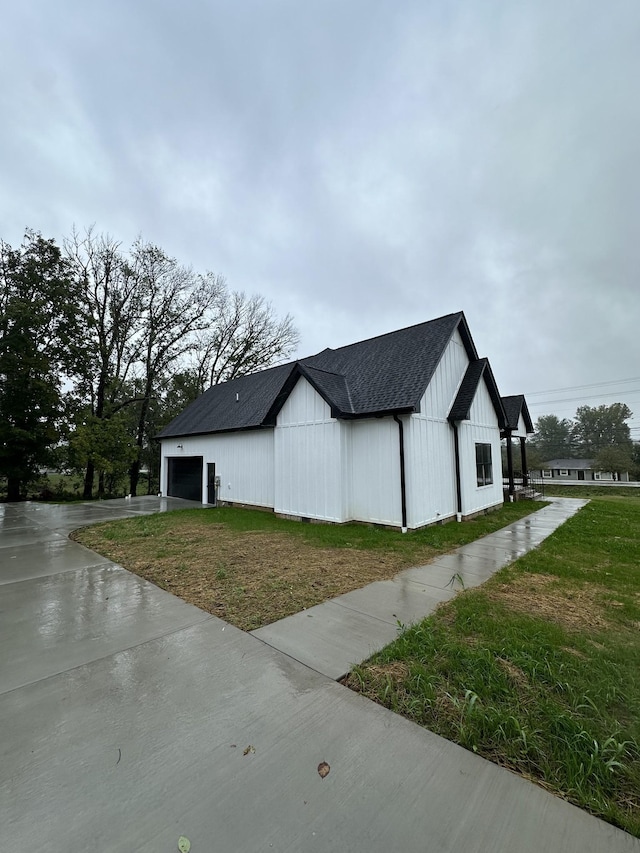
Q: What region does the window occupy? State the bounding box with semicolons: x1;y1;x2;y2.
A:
542;470;552;478
476;443;493;486
559;469;569;476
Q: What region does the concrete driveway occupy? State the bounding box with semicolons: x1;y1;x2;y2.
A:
1;497;638;852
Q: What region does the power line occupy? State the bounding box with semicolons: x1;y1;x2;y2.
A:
525;377;640;396
527;389;640;406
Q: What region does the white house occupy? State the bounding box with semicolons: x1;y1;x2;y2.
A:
158;312;516;530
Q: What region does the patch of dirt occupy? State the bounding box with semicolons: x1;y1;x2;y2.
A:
495;657;529;688
75;523;437;631
364;661;411;682
486;573;611;632
341;661;414;705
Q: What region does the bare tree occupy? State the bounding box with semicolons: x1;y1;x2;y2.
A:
191;290;299;392
127;239;225;495
64;227;298;499
65;227;142;498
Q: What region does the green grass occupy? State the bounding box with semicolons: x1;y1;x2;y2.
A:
539;483;640;500
74;500;544;630
85;499;540;555
347;498;640;836
0;471;131;502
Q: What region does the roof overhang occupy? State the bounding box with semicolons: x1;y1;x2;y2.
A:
448;358;507;429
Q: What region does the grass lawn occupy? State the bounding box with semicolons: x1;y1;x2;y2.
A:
72;501;539;631
345;496;640;837
540;484;640;500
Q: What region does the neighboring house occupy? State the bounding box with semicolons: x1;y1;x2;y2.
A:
158;311;520;530
533;459;630;483
500;395;535;497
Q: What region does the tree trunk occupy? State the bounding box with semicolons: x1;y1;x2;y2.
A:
84;371;107;501
7;476;21;502
129;387;151;497
83;460;94;500
98;470;105;498
129;456;141;497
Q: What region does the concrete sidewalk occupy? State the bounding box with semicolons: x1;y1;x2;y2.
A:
2;496;638;852
252;498;588;678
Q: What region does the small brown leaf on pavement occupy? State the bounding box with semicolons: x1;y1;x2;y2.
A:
317;761;330;778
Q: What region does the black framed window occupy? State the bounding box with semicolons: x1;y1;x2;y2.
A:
475;443;493;487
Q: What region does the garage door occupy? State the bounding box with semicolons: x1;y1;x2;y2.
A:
166;456;203;502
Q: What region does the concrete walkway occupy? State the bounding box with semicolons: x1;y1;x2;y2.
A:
252;498;588;678
2;496;638;853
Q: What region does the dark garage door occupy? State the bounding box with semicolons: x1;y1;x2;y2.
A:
167;456;203;502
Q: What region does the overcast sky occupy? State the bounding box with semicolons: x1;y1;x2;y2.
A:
1;0;639;436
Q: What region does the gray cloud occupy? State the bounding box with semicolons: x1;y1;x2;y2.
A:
1;0;639;432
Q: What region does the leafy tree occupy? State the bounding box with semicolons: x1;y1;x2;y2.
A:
530;414;574;462
67;413;137;495
631;443;640;482
159;370;203;420
593;446;633;481
523;443;544;473
572;404;633;457
0;233;80;500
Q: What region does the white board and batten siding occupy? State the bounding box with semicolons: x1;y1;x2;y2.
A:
161;328;504;525
349;417;403;527
161;430;274;507
457;378;503;515
274;377;405;526
404;417;456;527
405;330;469;527
418;329;469;419
274;377;346;522
512;413;529;438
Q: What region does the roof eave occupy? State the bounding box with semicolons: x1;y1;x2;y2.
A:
482;361;508;429
447;358;507;428
157;423;274;441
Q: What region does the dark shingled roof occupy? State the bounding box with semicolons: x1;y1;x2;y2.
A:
546;459;594;469
298;365;355;415
300;312;471;415
448;358;507;427
501;394;534;433
158;362;296;437
158;311;494;438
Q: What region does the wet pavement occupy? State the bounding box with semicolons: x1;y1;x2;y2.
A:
2;496;639;852
252;498;588;678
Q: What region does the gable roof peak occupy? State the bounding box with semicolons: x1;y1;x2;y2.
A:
500;394;534;433
448;358;507;427
158;310;483;437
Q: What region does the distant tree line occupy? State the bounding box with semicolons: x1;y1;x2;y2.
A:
529;405;639;479
0;229;299;501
